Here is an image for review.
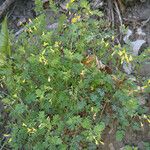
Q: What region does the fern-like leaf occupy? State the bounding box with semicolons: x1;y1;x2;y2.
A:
0;17;11;58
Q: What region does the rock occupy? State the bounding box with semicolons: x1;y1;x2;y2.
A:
47;23;58;30
123;29;133;43
91;0;104;9
123;28;146;56
123;27;147;74
138;141;145;149
139;62;150;77
60;0;70;10
123;62;133;75
109;143;115;150
109;128;113;134
137;27;146;36
139;7;150;20
138;95;146;105
131;40;146;56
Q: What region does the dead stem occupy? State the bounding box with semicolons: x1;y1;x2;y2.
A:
114;0;123;26
0;0;15;19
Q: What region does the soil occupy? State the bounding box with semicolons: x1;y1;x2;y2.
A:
0;0;149;149
7;0;35;32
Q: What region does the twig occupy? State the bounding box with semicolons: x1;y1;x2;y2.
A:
116;0;125;13
91;0;103;9
141;16;150;27
7;4;16;19
0;0;15;19
15;27;27;37
107;0;114;27
0;135;9;150
95;56;101;69
100;101;107;120
114;0;123;26
0;140;7;150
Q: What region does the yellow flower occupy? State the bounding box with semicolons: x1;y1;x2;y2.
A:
71;15;81;23
27;127;36;134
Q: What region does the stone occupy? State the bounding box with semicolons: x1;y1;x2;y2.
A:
139;62;150;77
138;96;146;105
109;143;115;150
131;40;146;56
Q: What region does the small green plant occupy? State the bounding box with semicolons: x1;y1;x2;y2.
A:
0;0;147;149
124;145;138;150
116;130;125;142
143;142;150;150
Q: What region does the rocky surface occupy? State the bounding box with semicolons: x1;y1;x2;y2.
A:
124;0;150;77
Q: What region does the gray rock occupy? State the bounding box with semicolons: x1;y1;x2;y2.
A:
109;143;115;150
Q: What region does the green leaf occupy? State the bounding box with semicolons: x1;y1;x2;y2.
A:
90;94;98;102
36;89;42;96
94;122;105;134
116;130;125;141
67;116;81;126
81;118;91;129
25;93;36;104
124;145;135;150
52;136;62;145
77;101;86;111
80;0;88;8
14;104;26;115
34;0;43;13
0;17;11;58
73;53;83;61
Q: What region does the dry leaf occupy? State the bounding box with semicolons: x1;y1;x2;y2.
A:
82;55;96;66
